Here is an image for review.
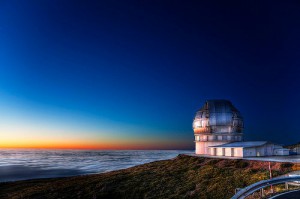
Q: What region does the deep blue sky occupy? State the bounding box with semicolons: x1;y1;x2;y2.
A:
0;0;299;149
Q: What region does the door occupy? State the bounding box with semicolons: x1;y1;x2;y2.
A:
231;148;234;157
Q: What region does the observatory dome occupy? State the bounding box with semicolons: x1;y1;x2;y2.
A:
193;100;243;134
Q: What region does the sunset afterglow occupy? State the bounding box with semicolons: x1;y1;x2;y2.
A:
0;95;189;149
0;1;299;150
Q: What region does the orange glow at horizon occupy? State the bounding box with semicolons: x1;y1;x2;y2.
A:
0;135;190;150
0;99;192;150
0;142;189;150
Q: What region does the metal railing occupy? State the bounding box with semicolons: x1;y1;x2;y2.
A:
231;176;300;199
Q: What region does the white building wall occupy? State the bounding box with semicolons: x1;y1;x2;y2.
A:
296;147;300;155
256;146;266;156
216;148;223;156
209;147;243;157
234;148;243;157
243;148;256;157
206;143;291;157
210;148;216;156
243;144;276;157
195;142;205;154
195;141;230;155
266;144;274;155
225;148;232;156
274;148;290;156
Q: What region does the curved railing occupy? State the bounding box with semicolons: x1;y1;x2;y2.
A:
231;176;300;199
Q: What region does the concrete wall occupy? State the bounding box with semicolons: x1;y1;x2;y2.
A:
225;148;232;156
274;149;290;156
243;144;276;157
289;146;300;155
195;141;230;155
207;144;290;157
210;148;216;156
223;148;242;157
266;144;275;155
295;147;300;155
234;148;243;157
216;148;225;156
195;142;205;154
256;146;266;156
243;148;256;157
208;147;243;157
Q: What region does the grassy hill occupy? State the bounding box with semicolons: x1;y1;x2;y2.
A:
0;155;298;199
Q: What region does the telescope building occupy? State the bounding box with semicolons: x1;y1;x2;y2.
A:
193;100;289;157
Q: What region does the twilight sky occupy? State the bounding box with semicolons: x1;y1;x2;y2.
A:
0;0;299;149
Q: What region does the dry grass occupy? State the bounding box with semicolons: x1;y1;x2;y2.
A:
0;155;296;199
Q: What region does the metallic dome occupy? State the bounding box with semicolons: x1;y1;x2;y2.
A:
193;100;243;134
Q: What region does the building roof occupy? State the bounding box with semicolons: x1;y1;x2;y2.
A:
208;141;271;148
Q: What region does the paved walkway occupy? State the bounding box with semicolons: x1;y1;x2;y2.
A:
244;155;300;163
270;190;300;199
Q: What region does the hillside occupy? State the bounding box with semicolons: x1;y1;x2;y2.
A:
0;155;298;199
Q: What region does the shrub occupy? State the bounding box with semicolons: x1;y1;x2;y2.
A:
281;163;293;169
235;161;249;168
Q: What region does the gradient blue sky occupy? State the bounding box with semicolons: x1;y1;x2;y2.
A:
0;0;299;149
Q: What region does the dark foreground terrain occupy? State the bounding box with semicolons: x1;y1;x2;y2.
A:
0;155;298;199
273;190;300;199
